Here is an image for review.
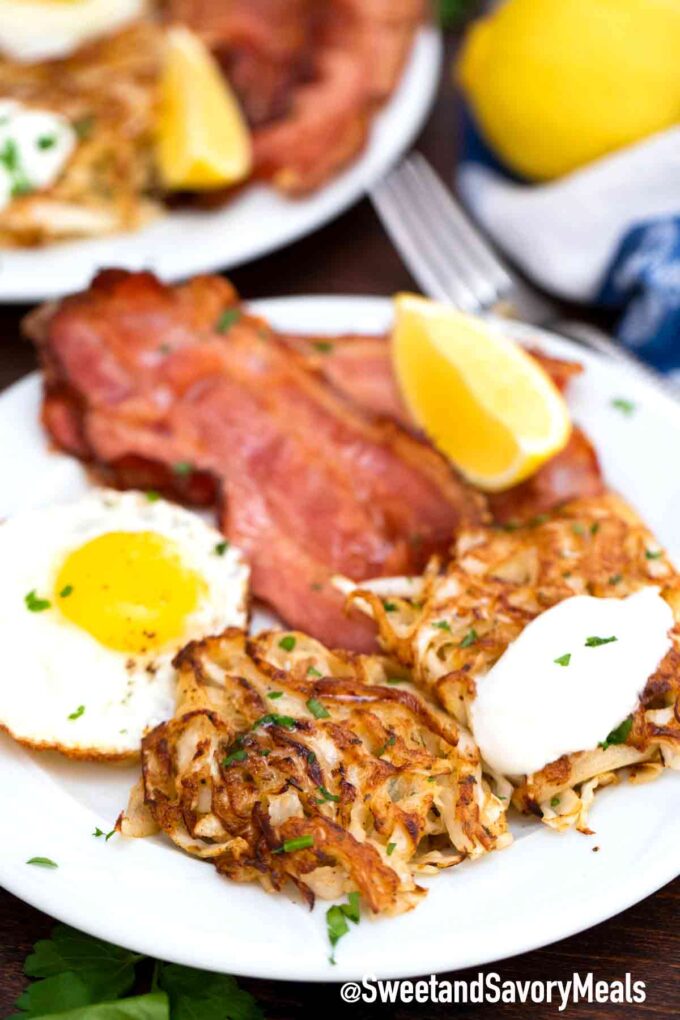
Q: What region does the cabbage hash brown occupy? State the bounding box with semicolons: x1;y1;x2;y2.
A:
121;628;510;915
347;493;680;834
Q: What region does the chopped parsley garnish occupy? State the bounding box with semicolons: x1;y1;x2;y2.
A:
459;628;478;649
306;697;330;720
223;748;247;767
585;635;618;647
59;584;73;598
267;691;283;700
37;134;57;150
258;748;271;757
214;540;230;556
645;549;663;560
590;522;600;535
554;653;571;667
145;490;160;503
252;713;297;730
609;574;622;585
313;341;334;354
273;835;314;854
611;397;635;416
387;676;405;684
216;308;241;333
93;827;115;841
172;461;193;477
383;601;397;612
278;635;296;652
26;857;57;869
376;734;396;758
73;114;95;139
326;892;360;963
433;619;451;632
307;666;322;677
550;796;560;808
68;705;85;721
25;590;51;612
316;786;340;804
386;842;396;856
599;717;633;750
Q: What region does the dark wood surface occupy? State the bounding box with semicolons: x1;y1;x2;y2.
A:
0;29;677;1020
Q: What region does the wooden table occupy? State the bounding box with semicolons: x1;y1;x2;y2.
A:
1;30;678;1020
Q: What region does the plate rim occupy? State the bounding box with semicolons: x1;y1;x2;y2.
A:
0;295;678;983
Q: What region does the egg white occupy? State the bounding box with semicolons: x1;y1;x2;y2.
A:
0;489;249;759
0;0;148;64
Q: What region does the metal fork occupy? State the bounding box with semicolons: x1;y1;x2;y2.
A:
370;152;675;395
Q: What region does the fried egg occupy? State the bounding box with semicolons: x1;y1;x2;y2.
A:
0;0;147;64
0;489;249;760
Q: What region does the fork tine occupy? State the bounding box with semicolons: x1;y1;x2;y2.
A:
371;174;477;308
406;153;516;300
395;160;500;310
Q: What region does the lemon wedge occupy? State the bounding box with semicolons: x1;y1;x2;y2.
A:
157;26;252;191
392;294;571;491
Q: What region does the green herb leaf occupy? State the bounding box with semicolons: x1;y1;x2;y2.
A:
216;308;241;334
386;842;396;856
554;653;571;667
214;540;229;556
92;828;115;842
433;620;451;632
382;601;397;613
25;590;51;613
37;135;57;151
585;635;618;648
252;713;297;731
278;635;296;652
59;585;74;599
273;835;314;854
145;491;160;503
645;549;662;560
68;706;85;721
386;677;405;685
550;796;561;808
611;397;635;416
326;905;349;962
223;749;247;767
313;341;334;354
599;717;633;750
17;990;169;1019
316;786;340;804
459;628;478;649
376;734;396;758
159;963;263;1020
306;666;322;678
306;697;330;720
267;691;283;700
26;857;58;869
590;522;600;535
341;891;360;925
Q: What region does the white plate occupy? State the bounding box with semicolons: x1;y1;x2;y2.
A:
0;29;441;304
0;297;679;982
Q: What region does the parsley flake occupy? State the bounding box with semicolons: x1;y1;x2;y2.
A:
26;857;58;869
313;341;334;354
316;786;340;804
278;635;296;652
383;601;397;612
599;717;633;750
145;490;160;503
386;842;396;856
93;827;116;841
645;549;662;560
68;705;85;721
433;620;451;632
214;540;230;556
307;666;322;677
267;691;283;700
59;584;74;598
25;590;51;613
252;713;297;730
306;697;330;720
550;796;561;808
223;748;247;767
611;397;635;416
459;628;478;649
216;308;241;334
273;835;314;854
554;653;571;667
585;635;618;647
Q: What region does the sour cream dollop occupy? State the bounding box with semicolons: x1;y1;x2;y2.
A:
0;100;76;213
470;588;673;777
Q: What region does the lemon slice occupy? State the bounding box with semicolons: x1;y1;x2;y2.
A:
392;294;571;491
157;26;252;191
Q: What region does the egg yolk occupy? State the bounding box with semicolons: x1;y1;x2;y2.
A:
53;531;207;654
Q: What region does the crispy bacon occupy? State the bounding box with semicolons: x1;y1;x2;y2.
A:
28;271;483;651
166;0;424;193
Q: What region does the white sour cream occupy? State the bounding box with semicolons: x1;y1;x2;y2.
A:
0;101;76;213
470;588;673;777
0;0;146;65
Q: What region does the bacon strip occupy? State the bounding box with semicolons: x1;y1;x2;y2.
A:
29;271;483;651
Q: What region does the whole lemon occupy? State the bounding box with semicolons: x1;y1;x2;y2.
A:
458;0;680;180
